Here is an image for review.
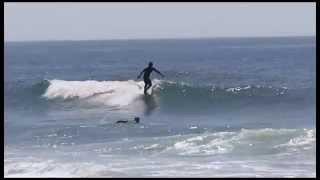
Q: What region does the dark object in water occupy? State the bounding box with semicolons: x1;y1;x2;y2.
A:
134;117;140;123
116;120;129;124
116;117;140;124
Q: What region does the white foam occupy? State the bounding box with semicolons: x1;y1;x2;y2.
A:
144;144;160;150
4;158;110;177
43;79;163;107
165;128;315;156
4;128;316;177
169;132;236;155
274;129;315;149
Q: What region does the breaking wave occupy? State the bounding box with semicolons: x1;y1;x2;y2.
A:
4;128;315;177
5;79;315;112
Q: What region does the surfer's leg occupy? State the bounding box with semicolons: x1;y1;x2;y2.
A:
144;79;149;94
144;79;152;94
144;83;148;94
147;81;152;90
145;84;151;94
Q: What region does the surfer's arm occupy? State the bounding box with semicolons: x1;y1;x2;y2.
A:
153;68;165;78
137;69;145;79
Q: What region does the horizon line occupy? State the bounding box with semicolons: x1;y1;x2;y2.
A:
5;35;316;43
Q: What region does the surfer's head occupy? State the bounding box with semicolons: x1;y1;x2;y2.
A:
148;62;153;67
134;117;140;123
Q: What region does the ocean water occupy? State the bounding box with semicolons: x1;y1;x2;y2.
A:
4;37;316;177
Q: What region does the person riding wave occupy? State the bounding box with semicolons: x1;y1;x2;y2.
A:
137;62;164;95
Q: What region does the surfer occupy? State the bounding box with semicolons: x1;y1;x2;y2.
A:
137;62;165;95
116;117;140;124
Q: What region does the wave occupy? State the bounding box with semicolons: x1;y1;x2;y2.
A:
124;128;315;156
170;128;315;156
42;79;163;106
42;79;287;102
5;79;315;112
4;128;315;177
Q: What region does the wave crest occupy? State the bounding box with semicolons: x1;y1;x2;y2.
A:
42;79;163;107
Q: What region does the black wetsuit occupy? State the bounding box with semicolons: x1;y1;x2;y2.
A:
138;65;164;95
143;67;155;87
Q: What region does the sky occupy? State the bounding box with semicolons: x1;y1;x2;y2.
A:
4;2;316;41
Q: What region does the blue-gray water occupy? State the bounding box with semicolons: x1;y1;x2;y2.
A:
4;37;316;177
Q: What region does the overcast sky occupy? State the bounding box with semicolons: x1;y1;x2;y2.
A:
4;2;316;41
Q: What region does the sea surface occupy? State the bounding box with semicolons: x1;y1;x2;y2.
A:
4;37;316;177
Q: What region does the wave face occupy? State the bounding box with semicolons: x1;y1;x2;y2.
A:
4;78;315;128
6;79;313;108
5;78;315;130
43;79;162;106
